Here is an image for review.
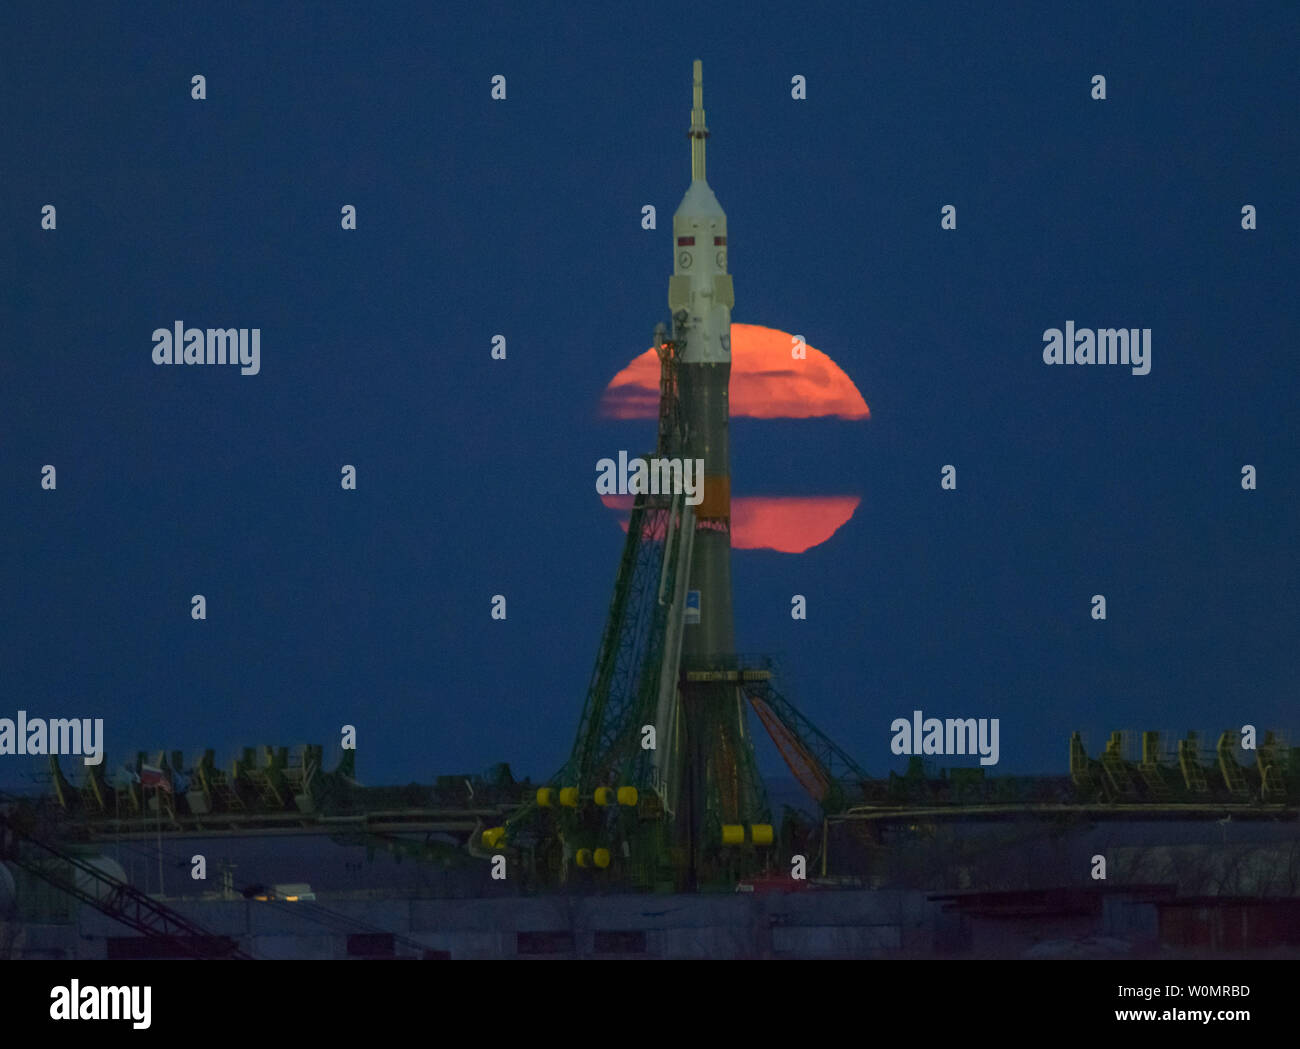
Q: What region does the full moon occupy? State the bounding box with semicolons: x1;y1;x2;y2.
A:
598;324;869;553
600;323;869;421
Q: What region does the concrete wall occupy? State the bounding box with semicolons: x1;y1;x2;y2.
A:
23;884;1284;959
58;887;1061;959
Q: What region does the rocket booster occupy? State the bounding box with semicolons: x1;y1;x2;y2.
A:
671;61;734;663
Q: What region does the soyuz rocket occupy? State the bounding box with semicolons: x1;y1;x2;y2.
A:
670;60;735;668
545;62;763;883
661;62;761;874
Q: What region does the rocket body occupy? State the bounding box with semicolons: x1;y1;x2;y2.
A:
653;61;765;886
671;61;735;669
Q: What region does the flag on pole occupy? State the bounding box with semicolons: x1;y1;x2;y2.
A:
140;765;172;792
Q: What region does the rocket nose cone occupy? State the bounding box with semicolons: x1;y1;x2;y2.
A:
674;180;725;219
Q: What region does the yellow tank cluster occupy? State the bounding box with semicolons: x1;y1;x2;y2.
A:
575;848;612;869
522;785;645;872
537;786;639;808
721;824;774;845
521;785;776;874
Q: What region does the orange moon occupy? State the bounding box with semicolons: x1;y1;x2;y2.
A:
600;323;869;421
599;324;869;553
600;494;862;554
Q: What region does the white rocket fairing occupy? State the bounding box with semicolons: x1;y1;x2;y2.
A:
669;62;734;367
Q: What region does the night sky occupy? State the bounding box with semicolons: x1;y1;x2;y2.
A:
2;1;1296;792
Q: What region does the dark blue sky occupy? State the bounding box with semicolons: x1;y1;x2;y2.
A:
2;1;1296;791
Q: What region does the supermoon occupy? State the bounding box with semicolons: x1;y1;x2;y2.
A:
598;325;870;553
601;495;862;554
600;324;869;421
